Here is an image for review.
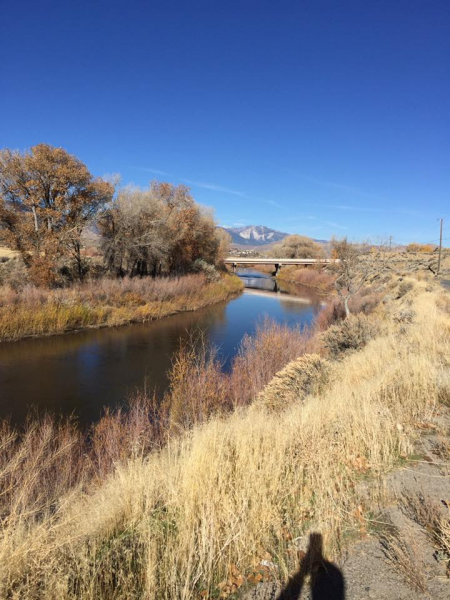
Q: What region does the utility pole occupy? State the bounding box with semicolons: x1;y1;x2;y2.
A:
437;218;443;275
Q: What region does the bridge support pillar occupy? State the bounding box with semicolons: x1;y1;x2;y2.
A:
232;263;237;274
274;263;281;277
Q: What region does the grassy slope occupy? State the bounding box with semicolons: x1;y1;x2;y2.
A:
1;278;449;598
0;273;243;342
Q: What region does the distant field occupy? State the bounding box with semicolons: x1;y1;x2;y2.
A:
0;246;18;259
230;241;279;252
230;240;331;253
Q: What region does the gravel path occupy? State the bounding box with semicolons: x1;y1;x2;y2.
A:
243;413;450;600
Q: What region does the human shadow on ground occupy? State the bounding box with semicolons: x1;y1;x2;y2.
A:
277;532;345;600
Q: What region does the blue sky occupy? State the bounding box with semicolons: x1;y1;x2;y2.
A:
1;0;449;244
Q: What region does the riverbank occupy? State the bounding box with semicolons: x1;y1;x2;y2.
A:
0;273;243;342
1;274;448;598
276;265;335;293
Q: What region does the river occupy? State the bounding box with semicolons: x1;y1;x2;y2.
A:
0;270;323;425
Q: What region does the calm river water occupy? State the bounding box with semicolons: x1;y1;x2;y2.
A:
0;270;322;425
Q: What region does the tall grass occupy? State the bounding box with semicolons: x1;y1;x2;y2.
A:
0;273;243;342
0;281;448;598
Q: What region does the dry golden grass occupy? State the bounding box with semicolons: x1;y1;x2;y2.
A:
0;273;243;342
380;526;428;593
398;492;450;577
0;245;19;259
0;281;449;598
256;353;329;411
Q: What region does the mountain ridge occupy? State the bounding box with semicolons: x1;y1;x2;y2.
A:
221;225;288;246
221;225;327;247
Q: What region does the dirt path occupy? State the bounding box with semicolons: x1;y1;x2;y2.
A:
243;413;450;600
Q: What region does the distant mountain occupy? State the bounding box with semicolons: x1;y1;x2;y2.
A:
222;225;288;246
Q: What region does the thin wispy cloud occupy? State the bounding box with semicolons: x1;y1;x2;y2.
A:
129;168;294;212
266;199;284;209
304;202;422;218
132;166;170;176
298;173;385;201
325;220;348;230
321;203;381;212
298;173;430;218
183;179;247;197
131;167;248;198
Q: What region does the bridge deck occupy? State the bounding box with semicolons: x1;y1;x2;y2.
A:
224;257;333;265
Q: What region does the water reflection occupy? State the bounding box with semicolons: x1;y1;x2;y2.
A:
237;268;323;307
0;270;322;426
238;270;280;292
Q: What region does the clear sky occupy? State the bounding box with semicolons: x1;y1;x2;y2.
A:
1;0;449;244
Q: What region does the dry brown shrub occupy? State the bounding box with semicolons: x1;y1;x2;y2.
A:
437;293;450;314
158;320;316;434
28;254;64;288
0;415;85;530
162;332;230;434
406;243;436;253
321;314;381;359
396;280;415;298
90;393;159;478
228;319;315;407
0;256;29;289
257;353;329;411
348;287;384;315
393;308;415;323
314;288;383;333
314;298;345;330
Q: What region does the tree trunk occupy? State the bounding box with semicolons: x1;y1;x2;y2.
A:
31;205;39;232
31;205;40;253
343;296;351;318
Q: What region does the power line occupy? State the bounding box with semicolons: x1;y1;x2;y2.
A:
423;237;450;244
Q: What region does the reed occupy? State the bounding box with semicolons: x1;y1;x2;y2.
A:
0;273;243;342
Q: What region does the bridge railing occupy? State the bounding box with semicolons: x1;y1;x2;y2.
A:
223;257;335;264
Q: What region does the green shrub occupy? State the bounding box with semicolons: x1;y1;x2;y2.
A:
191;259;220;282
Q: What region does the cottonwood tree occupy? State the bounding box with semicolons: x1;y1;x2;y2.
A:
0;144;114;285
99;182;223;277
330;237;388;317
214;227;232;265
272;234;323;259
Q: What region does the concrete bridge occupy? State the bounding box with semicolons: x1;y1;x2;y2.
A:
224;257;335;276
